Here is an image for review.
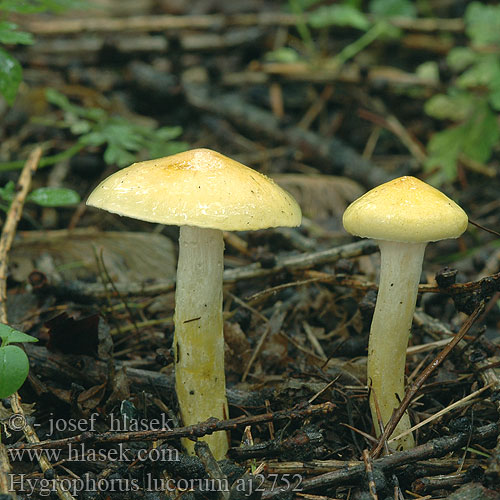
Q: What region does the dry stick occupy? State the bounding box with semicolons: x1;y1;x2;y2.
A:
35;239;378;299
468;219;500;238
0;147;42;499
371;302;485;459
261;423;498;498
0;147;42;321
10;395;76;500
226;63;441;89
195;442;230;500
9;402;334;451
358;108;427;165
242;307;286;382
305;268;500;298
0;148;75;500
414;307;500;480
241;322;271;382
389;383;494;445
362;449;378;500
23;13;464;36
96;248;139;336
0;445;12;498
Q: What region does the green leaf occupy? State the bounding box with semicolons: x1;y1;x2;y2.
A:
446;47;477;72
27;187;80;207
148;141;188;161
80;130;107;147
465;2;500;46
416;61;439;83
46;89;186;167
369;0;416;18
425;125;466;181
424;92;475;121
38;0;87;11
343;0;363;9
0;22;34;45
0;0;47;13
0;180;15;203
46;87;71;109
489;88;500;111
0;324;38;344
155;126;183;141
0;0;85;14
463;105;500;163
70;119;91;135
0;345;30;398
309;5;370;30
103;143;136;167
103;121;144;151
264;47;301;63
46;88;105;121
293;0;323;9
0;47;22;105
425;101;499;183
372;20;401;40
456;56;500;90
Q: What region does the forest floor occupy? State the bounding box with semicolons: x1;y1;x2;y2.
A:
0;1;500;499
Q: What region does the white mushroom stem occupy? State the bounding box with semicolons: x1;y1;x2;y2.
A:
174;225;229;459
367;240;427;451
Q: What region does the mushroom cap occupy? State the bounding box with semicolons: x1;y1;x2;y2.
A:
343;176;468;243
87;148;302;231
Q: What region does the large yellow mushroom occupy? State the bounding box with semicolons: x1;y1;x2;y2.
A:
87;148;302;459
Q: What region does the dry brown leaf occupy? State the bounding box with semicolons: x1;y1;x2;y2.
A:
77;382;107;414
10;228;176;285
274;174;364;229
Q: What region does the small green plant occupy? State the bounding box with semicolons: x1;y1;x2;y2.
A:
0;90;189;172
44;89;188;168
0;0;83;105
0;324;38;399
266;0;411;63
424;2;500;184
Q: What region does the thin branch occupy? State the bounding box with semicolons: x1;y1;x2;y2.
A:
0;147;42;322
9;402;334;451
10;395;76;500
0;147;42;499
23;13;464;36
261;423;498;498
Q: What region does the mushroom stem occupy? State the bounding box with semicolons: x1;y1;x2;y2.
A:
174;225;229;459
368;240;427;451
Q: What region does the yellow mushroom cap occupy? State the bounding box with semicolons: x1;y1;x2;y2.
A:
343;176;468;243
87;148;302;231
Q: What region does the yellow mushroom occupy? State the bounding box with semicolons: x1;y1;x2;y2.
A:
343;176;467;450
87;148;302;459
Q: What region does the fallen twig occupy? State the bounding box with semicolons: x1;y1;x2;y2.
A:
0;148;75;500
22;13;464;36
10;395;76;500
9;402;334;451
32;239;378;299
0;147;42;322
362;449;378;500
0;147;42;499
261;423;498;498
